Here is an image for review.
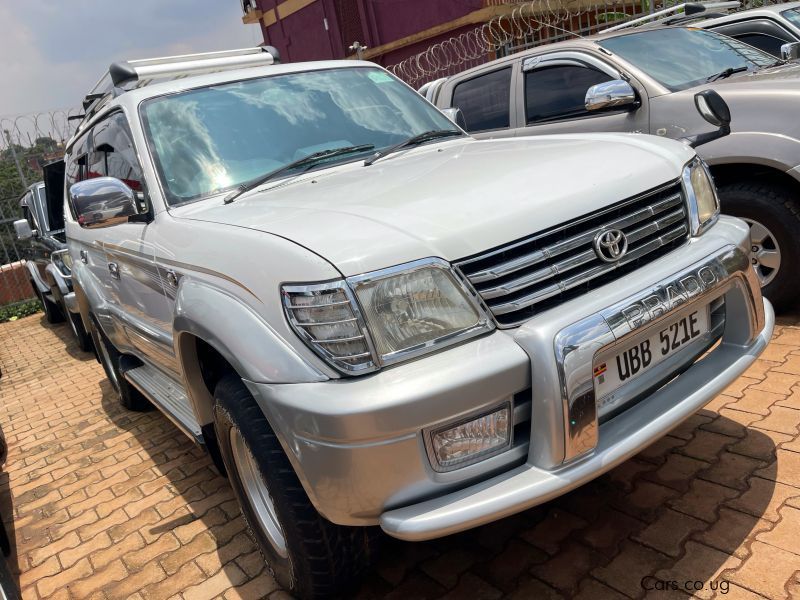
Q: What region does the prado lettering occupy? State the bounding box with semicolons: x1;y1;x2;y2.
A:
621;266;719;330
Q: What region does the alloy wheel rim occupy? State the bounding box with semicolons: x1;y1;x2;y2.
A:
229;428;288;558
743;218;781;288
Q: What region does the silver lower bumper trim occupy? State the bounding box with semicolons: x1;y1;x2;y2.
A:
379;298;773;541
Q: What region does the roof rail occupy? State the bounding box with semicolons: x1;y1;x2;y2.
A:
109;46;280;87
75;46;281;134
602;1;740;32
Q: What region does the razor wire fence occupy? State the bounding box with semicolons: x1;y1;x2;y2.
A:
387;0;790;87
0;109;80;308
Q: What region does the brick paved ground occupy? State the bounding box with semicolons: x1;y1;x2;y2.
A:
1;314;800;599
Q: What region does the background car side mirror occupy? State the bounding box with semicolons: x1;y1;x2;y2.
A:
686;89;731;148
585;80;638;112
13;219;35;241
781;42;800;61
69;177;140;229
440;107;467;130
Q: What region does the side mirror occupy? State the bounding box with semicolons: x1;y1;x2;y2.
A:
585;80;638;112
440;107;467;130
781;42;800;61
13;219;35;241
687;89;732;148
69;177;139;229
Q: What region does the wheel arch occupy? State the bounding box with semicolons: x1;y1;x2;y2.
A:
707;162;800;193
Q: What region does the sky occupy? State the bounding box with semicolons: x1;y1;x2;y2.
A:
0;1;263;118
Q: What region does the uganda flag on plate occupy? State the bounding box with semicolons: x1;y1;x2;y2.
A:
593;363;607;385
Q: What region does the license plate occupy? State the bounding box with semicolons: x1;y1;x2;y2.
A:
594;307;710;405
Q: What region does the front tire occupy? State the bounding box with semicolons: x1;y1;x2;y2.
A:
88;319;150;411
718;181;800;311
213;374;377;599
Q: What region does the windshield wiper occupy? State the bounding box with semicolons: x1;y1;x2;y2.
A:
706;66;749;82
224;144;374;204
363;129;463;166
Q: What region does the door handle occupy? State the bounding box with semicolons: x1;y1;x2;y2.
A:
108;262;120;279
80;250;88;264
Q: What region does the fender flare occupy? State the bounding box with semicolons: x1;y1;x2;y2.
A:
25;262;49;295
173;280;328;425
697;131;800;180
44;264;70;297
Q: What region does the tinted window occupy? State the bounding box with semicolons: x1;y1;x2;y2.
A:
599;28;775;91
65;133;89;189
452;68;512;132
735;33;789;56
782;7;800;29
22;194;38;230
91;113;144;192
525;65;613;123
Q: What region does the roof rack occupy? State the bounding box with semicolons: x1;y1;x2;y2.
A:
77;46;281;132
602;1;740;33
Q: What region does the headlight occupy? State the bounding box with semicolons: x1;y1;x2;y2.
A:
682;159;720;235
282;258;494;374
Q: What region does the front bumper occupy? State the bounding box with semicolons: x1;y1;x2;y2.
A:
247;217;771;536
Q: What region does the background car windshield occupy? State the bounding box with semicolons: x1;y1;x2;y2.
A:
782;7;800;28
141;67;458;204
599;28;775;91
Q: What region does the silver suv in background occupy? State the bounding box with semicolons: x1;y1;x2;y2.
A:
697;1;800;57
65;48;771;598
428;25;800;309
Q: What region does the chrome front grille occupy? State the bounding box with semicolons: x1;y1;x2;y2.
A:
455;181;689;327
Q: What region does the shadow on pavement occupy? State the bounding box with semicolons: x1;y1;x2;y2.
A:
354;416;778;598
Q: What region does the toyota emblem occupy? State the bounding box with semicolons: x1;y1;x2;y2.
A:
593;229;628;262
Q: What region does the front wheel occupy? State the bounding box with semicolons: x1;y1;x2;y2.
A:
213;374;377;599
718;181;800;311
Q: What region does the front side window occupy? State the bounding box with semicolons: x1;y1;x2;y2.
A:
35;185;50;231
22;194;38;231
599;28;776;91
91;113;145;192
452;68;512;133
525;64;613;124
141;67;459;204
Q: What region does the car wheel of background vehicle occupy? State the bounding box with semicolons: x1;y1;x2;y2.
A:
31;282;64;324
718;181;800;311
66;310;93;352
88;319;150;411
213;373;378;599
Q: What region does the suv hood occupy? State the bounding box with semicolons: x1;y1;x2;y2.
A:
173;135;693;277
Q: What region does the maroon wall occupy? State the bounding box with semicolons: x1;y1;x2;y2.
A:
256;0;482;64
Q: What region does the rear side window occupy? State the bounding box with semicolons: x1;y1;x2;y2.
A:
65;133;89;189
525;65;613;124
709;19;795;58
452;68;512;132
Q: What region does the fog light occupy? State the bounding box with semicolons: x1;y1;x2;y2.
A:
428;404;511;471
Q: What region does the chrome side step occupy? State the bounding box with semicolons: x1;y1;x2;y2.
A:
123;365;203;442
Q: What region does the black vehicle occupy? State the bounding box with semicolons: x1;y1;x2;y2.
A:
13;162;92;351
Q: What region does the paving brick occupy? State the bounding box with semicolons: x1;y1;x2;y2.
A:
36;556;94;599
69;558;129;598
725;388;785;416
700;408;760;438
669;478;739;523
654;541;741;600
726;541;800;599
632;508;707;557
699;451;766;491
529;541;604;595
592;541;672;597
142;560;207;600
223;572;279;600
697;507;771;559
723;375;760;398
728;477;800;523
755;504;800;554
755;449;800;488
122;533;181;572
473;539;546;592
750;371;800;396
519;508;587;555
679;430;736;462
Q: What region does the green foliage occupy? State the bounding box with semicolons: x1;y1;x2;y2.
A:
0;299;42;323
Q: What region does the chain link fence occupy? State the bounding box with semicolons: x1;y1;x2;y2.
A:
387;0;788;86
0;110;79;309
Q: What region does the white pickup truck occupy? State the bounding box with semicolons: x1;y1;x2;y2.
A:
64;48;772;598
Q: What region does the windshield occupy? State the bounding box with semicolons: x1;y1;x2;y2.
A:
599;28;776;91
141;67;459;204
782;7;800;29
